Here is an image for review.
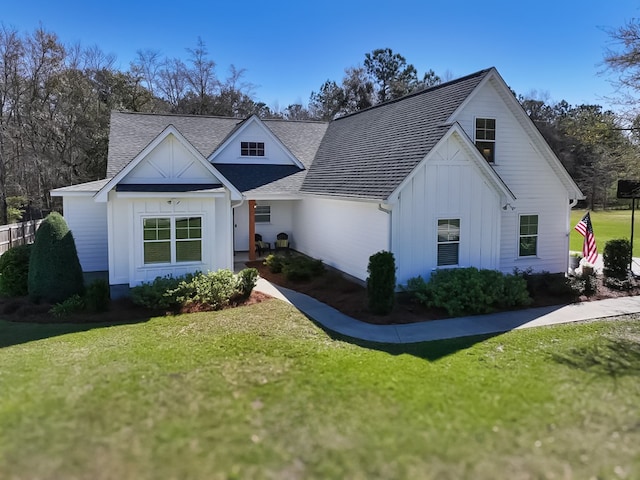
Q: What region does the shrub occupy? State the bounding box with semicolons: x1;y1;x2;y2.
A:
514;268;577;299
49;294;85;318
264;254;285;273
85;279;111;313
28;212;85;304
169;270;238;310
130;275;183;309
237;268;259;299
405;267;531;317
366;251;396;315
282;256;325;282
0;243;32;297
603;239;631;280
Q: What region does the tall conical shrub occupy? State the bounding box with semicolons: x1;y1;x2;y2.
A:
28;212;85;303
367;250;396;315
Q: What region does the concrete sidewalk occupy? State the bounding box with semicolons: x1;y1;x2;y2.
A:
254;278;640;344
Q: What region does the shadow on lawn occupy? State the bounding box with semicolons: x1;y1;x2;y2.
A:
552;338;640;378
319;324;500;361
0;318;151;349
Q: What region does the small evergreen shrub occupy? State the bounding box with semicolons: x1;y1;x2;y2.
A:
603;239;631;280
514;268;577;299
28;212;85;304
130;275;183;309
366;251;396;315
49;294;85;318
85;279;111;313
169;270;238;310
282;256;325;281
0;243;32;297
405;267;531;317
237;268;259;299
603;274;635;291
264;254;285;273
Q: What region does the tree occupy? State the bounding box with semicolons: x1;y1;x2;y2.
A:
28;212;84;303
603;19;640;98
309;80;345;120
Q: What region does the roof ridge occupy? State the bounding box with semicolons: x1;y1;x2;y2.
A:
334;67;494;121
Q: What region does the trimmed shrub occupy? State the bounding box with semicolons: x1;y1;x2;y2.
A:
85;279;111;313
0;243;32;297
366;251;396;315
130;275;184;310
282;256;325;282
49;294;85;318
405;267;532;317
28;212;85;304
515;268;577;299
603;239;631;280
237;268;259;299
264;254;285;273
169;270;238;310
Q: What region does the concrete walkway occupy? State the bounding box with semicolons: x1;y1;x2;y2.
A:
254;277;640;344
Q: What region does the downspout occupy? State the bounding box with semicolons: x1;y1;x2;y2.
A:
378;203;392;252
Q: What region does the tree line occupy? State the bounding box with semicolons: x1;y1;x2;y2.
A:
1;23;639;224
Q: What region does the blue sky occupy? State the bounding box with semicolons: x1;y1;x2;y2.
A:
2;1;636;111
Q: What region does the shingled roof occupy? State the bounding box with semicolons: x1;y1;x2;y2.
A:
300;68;492;200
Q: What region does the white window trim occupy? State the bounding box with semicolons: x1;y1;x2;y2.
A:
517;213;539;259
240;141;266;158
436;218;461;267
474;116;496;164
141;215;204;266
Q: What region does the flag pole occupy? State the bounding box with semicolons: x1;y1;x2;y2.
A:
631;197;636;274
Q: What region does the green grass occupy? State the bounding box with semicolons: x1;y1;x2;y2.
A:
1;300;640;479
570;209;640;255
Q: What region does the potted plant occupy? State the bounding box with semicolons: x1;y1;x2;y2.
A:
569;252;582;270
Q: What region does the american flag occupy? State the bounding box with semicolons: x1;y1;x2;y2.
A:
574;212;598;265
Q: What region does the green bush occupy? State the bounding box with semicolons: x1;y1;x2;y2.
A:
130;275;183;309
0;243;32;297
237;268;259;299
405;267;532;317
85;279;111;313
169;270;238;310
366;251;396;315
264;254;284;273
514;268;577;299
603;239;631;280
49;294;85;318
282;256;325;282
28;212;85;304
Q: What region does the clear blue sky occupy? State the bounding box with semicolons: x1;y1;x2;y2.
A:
2;1;636;111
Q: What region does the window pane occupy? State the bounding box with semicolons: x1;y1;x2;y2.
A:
438;219;460;241
144;242;170;264
519;237;537;257
476;141;495;163
438;243;459;266
176;240;201;262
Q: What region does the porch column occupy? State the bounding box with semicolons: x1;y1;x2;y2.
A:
248;199;256;261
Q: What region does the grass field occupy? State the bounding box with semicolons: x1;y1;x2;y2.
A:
1;300;639;479
570;209;640;256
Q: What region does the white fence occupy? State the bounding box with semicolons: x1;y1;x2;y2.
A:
0;220;43;255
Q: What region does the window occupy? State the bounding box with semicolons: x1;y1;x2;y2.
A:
255;205;271;223
519;215;538;257
475;118;496;163
241;141;265;156
437;219;460;266
143;216;202;264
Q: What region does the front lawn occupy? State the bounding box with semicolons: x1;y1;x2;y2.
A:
571;209;639;255
1;300;639;479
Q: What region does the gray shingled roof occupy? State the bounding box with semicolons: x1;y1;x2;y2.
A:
300;68;492;200
106;112;328;195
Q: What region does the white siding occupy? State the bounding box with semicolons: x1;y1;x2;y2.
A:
62;196;108;272
109;193;232;287
453;78;570;273
122;134;224;184
233;200;295;251
393;135;501;285
293;197;390;281
212;120;297;165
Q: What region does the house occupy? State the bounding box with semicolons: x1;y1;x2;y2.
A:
51;67;584;296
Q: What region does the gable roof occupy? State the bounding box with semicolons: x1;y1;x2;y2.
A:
300;68;493;200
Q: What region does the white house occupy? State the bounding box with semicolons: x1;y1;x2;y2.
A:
51;68;584;296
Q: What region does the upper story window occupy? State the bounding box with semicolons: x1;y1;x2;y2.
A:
475;118;495;163
241;141;265;157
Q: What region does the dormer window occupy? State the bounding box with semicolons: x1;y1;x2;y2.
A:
241;141;265;157
475;118;495;163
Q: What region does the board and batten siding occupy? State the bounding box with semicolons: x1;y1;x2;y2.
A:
393;135;501;286
108;193;232;287
62;196;108;273
292;197;390;282
453;78;571;273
